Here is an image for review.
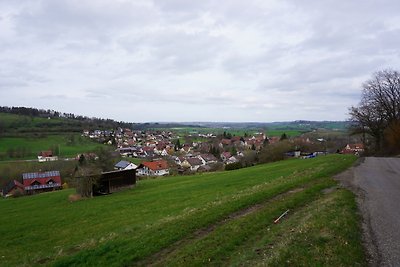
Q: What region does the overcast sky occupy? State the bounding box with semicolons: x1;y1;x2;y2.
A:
1;0;399;122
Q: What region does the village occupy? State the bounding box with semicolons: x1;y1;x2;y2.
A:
1;127;364;198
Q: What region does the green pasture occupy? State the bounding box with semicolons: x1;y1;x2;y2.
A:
0;154;365;266
265;130;304;137
0;134;106;160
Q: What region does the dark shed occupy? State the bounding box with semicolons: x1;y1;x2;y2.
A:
94;169;136;195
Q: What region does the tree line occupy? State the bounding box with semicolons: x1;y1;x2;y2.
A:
350;69;400;155
0;106;136;133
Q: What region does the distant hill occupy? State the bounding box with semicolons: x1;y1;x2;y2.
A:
139;121;350;132
0;106;136;135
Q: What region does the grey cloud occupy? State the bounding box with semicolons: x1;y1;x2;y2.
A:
1;0;400;122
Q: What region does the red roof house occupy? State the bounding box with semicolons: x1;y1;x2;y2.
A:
221;152;232;162
341;143;365;155
137;160;169;176
22;171;62;193
38;150;58;162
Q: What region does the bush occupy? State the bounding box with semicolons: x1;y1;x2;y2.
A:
258;140;294;163
12;189;25;198
225;162;243;171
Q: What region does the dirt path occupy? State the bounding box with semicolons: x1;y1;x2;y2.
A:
335;157;400;267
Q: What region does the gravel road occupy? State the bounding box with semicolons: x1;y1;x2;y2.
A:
336;157;400;267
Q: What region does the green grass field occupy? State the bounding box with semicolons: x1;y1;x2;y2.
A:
0;134;106;160
265;130;304;137
0;154;365;266
0;113;65;127
0;113;81;134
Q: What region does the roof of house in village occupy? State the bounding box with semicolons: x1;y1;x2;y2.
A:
221;152;232;158
221;139;232;145
115;160;133;169
142;146;155;151
231;136;241;142
347;143;364;150
2;180;24;195
142;160;169;171
186;157;203;166
200;154;218;162
156;142;168;149
39;150;53;157
181;145;191;152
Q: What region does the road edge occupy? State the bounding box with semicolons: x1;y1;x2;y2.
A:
333;157;381;267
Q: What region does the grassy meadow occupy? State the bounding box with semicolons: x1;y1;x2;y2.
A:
265;129;304;138
0;134;106;160
0;160;78;188
0;154;365;266
0;113;66;129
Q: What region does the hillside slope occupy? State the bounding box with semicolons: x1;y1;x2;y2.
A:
0;155;365;266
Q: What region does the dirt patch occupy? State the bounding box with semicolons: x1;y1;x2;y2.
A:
321;186;336;194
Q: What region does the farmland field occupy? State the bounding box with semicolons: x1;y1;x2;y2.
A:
159;127;305;137
0;154;365;266
0;134;106;160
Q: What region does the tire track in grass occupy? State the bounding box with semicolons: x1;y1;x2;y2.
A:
237;189;366;266
144;178;336;266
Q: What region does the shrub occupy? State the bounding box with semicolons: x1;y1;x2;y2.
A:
225;162;243;171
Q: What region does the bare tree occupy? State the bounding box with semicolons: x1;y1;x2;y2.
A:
74;165;100;198
350;69;400;153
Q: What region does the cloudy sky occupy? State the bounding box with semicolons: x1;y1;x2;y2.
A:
1;0;399;122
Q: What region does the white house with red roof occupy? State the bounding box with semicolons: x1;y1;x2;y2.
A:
38;150;58;162
137;160;169;176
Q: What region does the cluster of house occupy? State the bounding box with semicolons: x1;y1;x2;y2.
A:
105;130;271;174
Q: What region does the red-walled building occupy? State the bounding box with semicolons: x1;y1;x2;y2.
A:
22;171;62;193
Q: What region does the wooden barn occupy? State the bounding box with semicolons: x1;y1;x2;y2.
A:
93;169;136;195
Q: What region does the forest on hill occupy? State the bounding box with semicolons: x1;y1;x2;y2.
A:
0;106;136;135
